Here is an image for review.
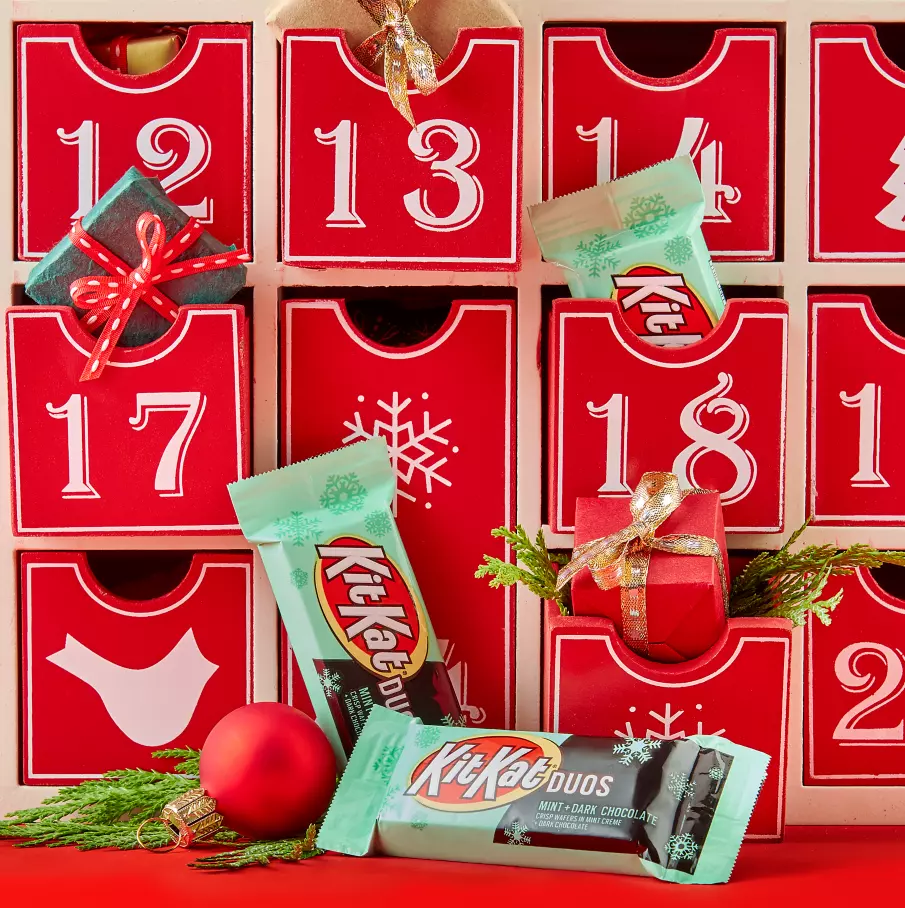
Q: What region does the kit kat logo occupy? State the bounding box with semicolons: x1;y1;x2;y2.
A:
315;536;428;680
406;734;562;812
612;265;716;345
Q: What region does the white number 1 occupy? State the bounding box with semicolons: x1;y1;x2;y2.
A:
46;394;100;499
46;392;207;499
841;383;888;488
587;393;630;493
315;120;365;227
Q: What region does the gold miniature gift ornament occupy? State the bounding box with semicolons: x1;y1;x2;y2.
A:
556;472;729;658
136;789;223;852
354;0;442;126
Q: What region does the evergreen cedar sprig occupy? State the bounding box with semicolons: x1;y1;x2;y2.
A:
728;520;905;625
0;748;321;870
189;825;322;871
476;520;905;625
475;525;572;615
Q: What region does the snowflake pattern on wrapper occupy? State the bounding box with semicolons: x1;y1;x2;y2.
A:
364;510;392;537
664;235;694;266
290;568;309;590
709;765;725;783
342;392;454;512
667;772;697;801
320;472;367;514
665;833;699;862
416;725;444;748
612;738;662;766
503;821;531;846
372;745;403;782
318;668;343;697
575;234;622;278
623;194;676;238
441;714;468;728
275;512;322;546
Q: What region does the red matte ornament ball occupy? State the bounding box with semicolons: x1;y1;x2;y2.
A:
199;703;337;840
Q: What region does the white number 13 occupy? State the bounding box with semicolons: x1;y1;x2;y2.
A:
318;118;484;232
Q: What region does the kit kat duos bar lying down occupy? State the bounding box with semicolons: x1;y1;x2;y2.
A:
318;706;769;885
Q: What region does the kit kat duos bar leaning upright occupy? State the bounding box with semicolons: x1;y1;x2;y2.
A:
228;439;461;764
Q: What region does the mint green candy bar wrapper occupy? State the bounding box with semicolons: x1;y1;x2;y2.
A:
228;439;461;765
529;156;725;347
319;706;768;884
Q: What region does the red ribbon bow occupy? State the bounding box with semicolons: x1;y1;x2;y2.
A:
68;212;249;381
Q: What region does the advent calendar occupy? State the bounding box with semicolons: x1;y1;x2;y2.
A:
1;1;905;844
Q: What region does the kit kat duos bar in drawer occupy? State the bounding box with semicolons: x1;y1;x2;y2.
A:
544;26;777;261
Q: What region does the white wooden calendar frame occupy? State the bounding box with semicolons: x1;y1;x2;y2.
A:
3;0;905;829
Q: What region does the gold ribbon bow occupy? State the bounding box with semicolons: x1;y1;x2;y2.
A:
556;472;728;657
354;0;442;126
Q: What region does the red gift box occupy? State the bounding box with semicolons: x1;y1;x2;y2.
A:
571;492;728;662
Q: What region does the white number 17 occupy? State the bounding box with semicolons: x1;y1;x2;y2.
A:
47;391;207;500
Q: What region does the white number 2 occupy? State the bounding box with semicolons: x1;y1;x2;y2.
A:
833;642;905;742
57;117;214;222
46;392;207;499
318;118;483;232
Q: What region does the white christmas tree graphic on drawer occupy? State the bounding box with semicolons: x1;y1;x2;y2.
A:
342;391;457;511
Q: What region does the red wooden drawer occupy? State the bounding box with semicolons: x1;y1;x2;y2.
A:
281;297;515;728
807;294;905;525
544;26;777;261
280;625;314;717
544;604;792;840
549;298;788;535
7;305;250;535
805;567;905;786
17;23;251;261
20;551;253;784
812;25;905;261
281;28;523;270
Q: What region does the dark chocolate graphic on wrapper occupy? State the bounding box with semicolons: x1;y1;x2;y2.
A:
315;658;461;756
492;736;732;875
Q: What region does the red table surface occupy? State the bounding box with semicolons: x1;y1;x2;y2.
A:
1;827;903;905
